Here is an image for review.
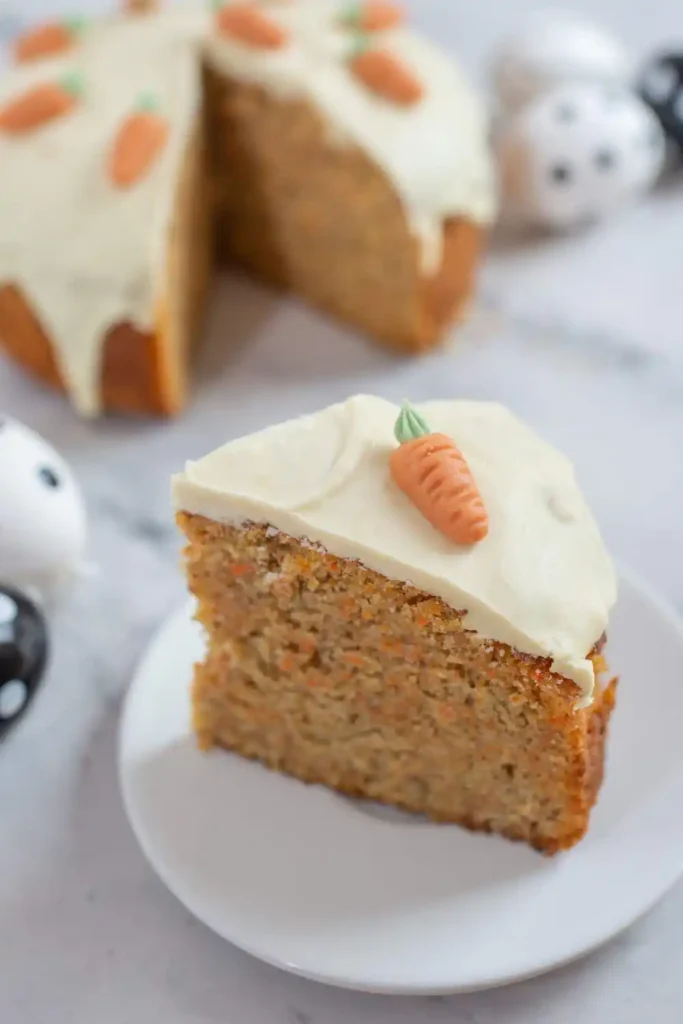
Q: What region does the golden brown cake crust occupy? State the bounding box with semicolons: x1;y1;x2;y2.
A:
177;511;618;855
0;284;171;414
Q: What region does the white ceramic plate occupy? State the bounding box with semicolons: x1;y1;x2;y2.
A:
119;569;683;994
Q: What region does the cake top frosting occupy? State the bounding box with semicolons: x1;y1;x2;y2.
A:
204;0;496;269
0;2;495;416
172;394;617;705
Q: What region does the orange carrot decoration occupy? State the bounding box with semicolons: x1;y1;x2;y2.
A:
350;42;423;105
0;73;82;134
215;2;288;49
108;94;169;188
123;0;160;12
13;17;85;63
342;1;404;33
390;402;489;545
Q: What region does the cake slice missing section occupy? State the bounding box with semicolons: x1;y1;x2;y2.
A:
0;4;495;416
172;395;618;854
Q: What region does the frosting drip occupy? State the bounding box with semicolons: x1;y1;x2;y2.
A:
172;395;617;704
0;9;203;415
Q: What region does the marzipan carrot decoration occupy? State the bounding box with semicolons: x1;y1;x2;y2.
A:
390;402;489;545
350;40;423;105
13;18;85;63
123;0;159;12
0;73;83;134
215;2;288;49
342;1;404;33
108;94;169;188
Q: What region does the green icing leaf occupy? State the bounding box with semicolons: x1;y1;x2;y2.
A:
394;401;431;444
342;2;362;26
60;70;83;96
64;15;87;35
348;29;371;58
137;91;159;112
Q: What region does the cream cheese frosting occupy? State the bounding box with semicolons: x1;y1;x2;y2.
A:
0;2;495;415
0;9;204;415
172;395;617;705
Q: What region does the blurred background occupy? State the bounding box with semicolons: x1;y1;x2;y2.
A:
1;1;683;1021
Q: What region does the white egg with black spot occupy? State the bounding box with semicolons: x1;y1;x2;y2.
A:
0;417;87;599
0;585;48;740
639;53;683;152
492;12;631;115
497;83;665;230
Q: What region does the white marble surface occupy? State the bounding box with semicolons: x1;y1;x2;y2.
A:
2;1;683;1020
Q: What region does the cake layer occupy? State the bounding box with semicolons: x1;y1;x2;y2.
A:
179;512;617;853
205;69;483;351
203;0;495;274
173;395;617;701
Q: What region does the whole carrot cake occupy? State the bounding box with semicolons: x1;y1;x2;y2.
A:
172;395;618;854
0;1;495;417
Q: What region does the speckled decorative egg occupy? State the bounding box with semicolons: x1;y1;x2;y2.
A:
0;417;87;602
0;586;48;740
497;82;665;230
639;52;683;154
492;12;631;115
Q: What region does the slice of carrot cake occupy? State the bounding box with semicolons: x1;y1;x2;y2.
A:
172;394;618;854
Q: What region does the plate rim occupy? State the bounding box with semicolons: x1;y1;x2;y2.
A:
118;565;683;995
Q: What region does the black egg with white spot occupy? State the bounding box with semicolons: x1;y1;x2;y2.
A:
640;53;683;152
0;585;48;740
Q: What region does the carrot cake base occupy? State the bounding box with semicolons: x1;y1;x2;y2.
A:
179;513;616;855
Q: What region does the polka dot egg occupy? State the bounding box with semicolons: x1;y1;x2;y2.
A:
497;82;665;230
0;417;87;602
640;52;683;154
492;12;632;115
0;586;48;740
